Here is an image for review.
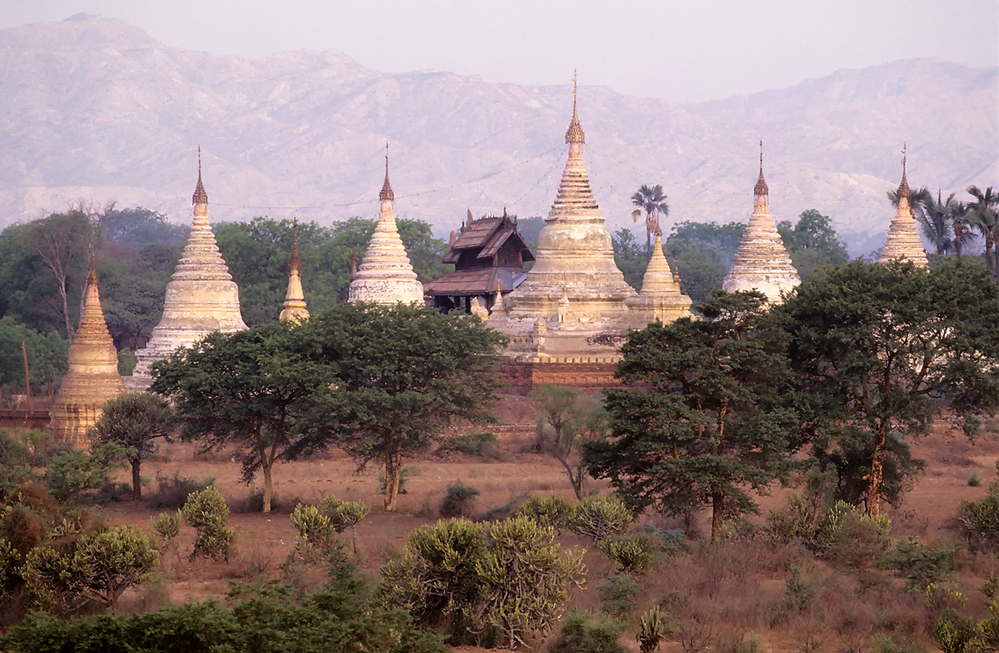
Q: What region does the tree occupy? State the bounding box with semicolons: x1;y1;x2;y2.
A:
75;525;158;616
777;209;850;280
90;393;172;500
0;317;68;397
24;211;90;340
611;228;648;290
778;259;999;518
585;291;803;542
530;384;607;499
968;185;999;279
299;303;505;512
151;322;335;512
664;221;746;303
631;184;669;261
913;191;955;256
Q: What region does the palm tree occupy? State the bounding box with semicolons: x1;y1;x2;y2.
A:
942;193;975;258
915;190;953;255
968;185;999;279
631;184;669;261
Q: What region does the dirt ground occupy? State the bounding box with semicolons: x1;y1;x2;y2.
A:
91;397;999;652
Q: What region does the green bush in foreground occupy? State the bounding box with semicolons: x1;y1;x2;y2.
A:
181;486;234;562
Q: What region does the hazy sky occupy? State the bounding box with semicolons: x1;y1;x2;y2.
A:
1;1;997;102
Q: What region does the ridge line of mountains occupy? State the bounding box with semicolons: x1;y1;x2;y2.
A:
1;14;996;256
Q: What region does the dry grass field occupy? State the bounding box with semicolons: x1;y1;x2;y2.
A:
27;396;999;652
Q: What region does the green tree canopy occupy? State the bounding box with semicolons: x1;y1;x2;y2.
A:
0;317;68;397
585;291;804;541
777;259;999;517
777;209;850;281
89;393;172;500
611;228;648;290
664;221;746;304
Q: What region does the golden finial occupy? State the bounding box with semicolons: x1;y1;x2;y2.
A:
897;142;910;199
87;264;98;287
565;69;585;145
379;142;394;202
192;146;208;206
754;140;769;197
287;217;302;272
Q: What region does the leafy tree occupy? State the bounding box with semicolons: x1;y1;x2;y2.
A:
612;228;648;290
24;211;91;340
89;393;172;500
586;291;803;541
152;322;334;512
102;207;187;247
530;384;608;499
76;525;159;615
776;209;850;281
299;303;505;512
0;317;68;397
968;185;999;279
664;221;746;303
778;259;999;517
631;184;669;261
43;442;130;503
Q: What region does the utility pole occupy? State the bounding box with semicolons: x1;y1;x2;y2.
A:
21;340;31;411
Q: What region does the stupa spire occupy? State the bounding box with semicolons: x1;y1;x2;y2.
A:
280;218;309;322
49;265;126;445
126;153;247;391
722;149;800;304
565;70;585;145
878;144;928;267
348;152;424;305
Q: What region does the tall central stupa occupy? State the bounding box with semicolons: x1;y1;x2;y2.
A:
491;78;637;359
722;150;800;303
126;156;247;391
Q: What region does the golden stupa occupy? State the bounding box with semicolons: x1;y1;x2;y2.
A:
126;155;247;391
722;149;801;303
491;77;637;359
279;219;309;322
626;231;692;325
877;148;929;268
348;148;424;305
48;268;126;445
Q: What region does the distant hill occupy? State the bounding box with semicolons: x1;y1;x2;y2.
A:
1;14;996;256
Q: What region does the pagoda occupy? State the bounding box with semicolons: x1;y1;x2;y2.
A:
48;268;126;445
279;219;310;322
722;148;801;303
490;76;637;359
126;154;247;391
626;231;692;325
348;147;424;305
877;147;929;267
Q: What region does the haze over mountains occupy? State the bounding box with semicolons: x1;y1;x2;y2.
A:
1;14;996;255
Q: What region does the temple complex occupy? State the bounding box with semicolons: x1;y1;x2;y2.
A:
877;149;929;268
722;150;801;303
489;80;638;361
279;219;310;322
626;231;692;325
126;157;247;391
48;268;126;445
348;150;424;305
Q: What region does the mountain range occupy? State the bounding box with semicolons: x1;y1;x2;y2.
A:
1;14;996;255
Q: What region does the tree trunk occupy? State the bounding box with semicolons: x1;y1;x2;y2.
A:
710;491;723;543
384;446;403;512
131;460;142;500
262;460;273;513
867;424;888;518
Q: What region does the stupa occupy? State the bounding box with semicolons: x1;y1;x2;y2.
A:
627;231;692;325
279;219;310;322
48;268;127;445
877;148;928;268
348;147;424;305
491;76;637;359
126;155;247;391
722;148;801;303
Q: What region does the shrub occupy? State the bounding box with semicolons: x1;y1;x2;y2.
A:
597;534;659;574
763;493;816;546
597;574;641;617
640;524;688;555
885;537;960;591
566;494;633;542
149;511;181;551
181;486;234;562
512;495;575;531
933;608;983;653
637;604;670;653
547;609;625;653
146;472;215;510
870;633;929;653
440;480;480;519
960;494;999;553
783;565;814;612
437;432;506;461
318;496;370;554
969;473;982;487
290;504;336;554
43;442;129;503
816;501;891;569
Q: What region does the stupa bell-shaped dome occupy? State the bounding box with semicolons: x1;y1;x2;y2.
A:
877;149;929;267
348;148;424;305
722;149;801;303
49;268;126;445
127;155;247;391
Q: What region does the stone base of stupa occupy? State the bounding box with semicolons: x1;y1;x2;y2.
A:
494;315;627;363
48;374;125;446
348;278;424;305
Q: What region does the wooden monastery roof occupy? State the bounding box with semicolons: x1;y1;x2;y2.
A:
423;267;528;297
442;216;535;264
